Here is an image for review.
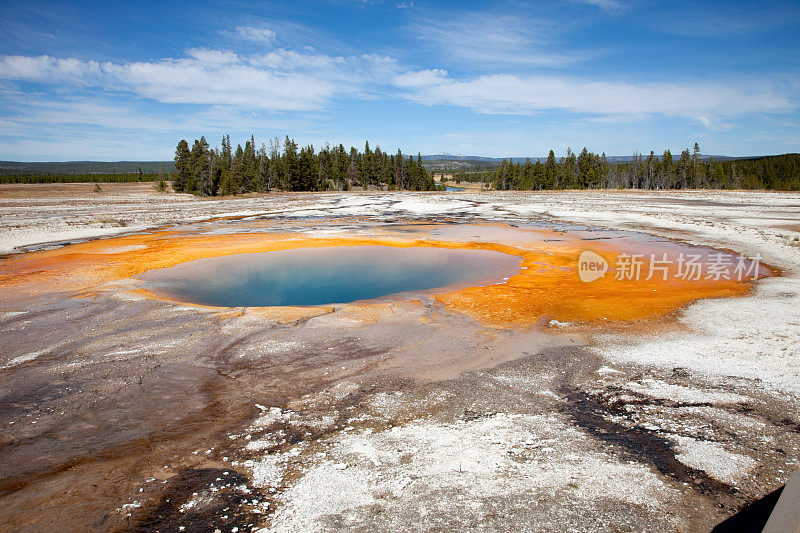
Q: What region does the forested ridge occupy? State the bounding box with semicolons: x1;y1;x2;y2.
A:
2;138;798;191
172;135;435;195
0;171;165;184
490;144;800;191
0;161;170;183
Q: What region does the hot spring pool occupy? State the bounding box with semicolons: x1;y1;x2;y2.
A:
139;245;521;307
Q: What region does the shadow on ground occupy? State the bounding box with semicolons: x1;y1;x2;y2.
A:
712;486;783;532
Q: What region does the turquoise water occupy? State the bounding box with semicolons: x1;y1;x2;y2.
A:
140;245;520;307
446;186;466;191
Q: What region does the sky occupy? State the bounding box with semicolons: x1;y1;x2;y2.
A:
0;0;798;160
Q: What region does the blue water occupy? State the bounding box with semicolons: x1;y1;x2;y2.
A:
446;186;466;191
140;245;520;307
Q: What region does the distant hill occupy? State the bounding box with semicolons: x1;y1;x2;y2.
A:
0;161;175;175
421;153;739;163
420;153;742;171
0;153;772;177
422;154;503;162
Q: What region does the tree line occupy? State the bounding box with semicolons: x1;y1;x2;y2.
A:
0;169;165;184
3;140;796;191
492;144;800;191
173;135;435;195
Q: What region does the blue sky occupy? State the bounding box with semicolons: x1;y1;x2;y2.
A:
0;0;798;160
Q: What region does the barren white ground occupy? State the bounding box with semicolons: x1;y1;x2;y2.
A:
2;184;800;531
4;186;799;391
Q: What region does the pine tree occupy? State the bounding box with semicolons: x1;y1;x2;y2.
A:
545;150;557;189
283;136;300;191
258;143;269;191
187;136;210;194
299;145;317;191
661;150;673;189
268;136;282;190
692;142;701;188
373;146;384;187
392;149;403;189
173;140;191;192
348;146;360;187
600;152;609;189
361;141;373;189
678;149;691;189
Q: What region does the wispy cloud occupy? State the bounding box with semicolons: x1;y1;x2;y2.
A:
0;55;103;85
413;13;588;68
648;1;800;37
569;0;625;12
394;70;796;123
393;68;448;88
1;48;794;127
233;25;277;43
0;49;398;112
1;3;798;162
0;92;317;159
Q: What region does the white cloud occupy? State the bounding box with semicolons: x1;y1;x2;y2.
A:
650;2;800;37
249;49;345;70
234;25;277;43
0;49;398;112
393;68;448;88
185;48;239;66
104;59;334;111
4;98;188;131
395;72;795;122
0;92;318;159
0;55;102;84
570;0;624;12
0;45;795;136
414;13;587;68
